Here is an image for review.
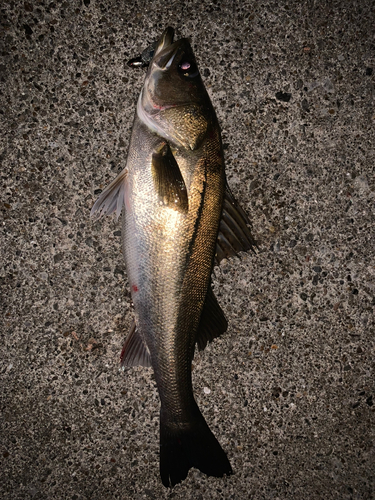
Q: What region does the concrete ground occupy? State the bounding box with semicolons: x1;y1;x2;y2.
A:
1;0;374;498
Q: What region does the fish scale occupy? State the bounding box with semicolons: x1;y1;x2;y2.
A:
91;27;256;487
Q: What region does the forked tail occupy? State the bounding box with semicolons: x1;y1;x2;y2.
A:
160;403;233;487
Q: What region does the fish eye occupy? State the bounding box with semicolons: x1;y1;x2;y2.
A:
178;61;199;78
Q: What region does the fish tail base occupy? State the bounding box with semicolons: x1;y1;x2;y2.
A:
159;405;233;487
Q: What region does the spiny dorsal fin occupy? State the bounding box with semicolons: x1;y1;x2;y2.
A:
215;184;257;264
195;286;228;351
120;320;151;368
152;143;188;212
90;168;128;220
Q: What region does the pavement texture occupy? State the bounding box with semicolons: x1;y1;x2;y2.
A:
1;0;374;499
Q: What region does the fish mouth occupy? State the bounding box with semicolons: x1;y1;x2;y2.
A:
127;27;177;69
152;27;187;71
154;27;175;58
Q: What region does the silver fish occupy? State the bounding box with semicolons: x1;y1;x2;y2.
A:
91;27;256;487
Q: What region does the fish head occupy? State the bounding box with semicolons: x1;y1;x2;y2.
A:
137;27;215;151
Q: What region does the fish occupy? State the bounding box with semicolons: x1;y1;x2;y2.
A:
91;27;256;487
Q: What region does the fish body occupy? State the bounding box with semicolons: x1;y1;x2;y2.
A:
91;27;255;487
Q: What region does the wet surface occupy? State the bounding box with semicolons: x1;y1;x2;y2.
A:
1;1;374;498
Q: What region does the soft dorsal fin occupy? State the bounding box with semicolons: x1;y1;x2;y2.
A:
120;320;151;368
152;143;188;212
215;185;257;264
90;168;128;220
195;286;228;351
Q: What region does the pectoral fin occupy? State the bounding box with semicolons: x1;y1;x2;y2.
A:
195;286;228;351
152;143;188;212
120;320;151;368
215;185;257;263
90;168;128;220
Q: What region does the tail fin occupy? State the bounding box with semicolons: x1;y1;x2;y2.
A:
160;404;233;487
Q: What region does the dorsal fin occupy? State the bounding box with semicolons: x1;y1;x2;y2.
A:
90;168;128;220
215;184;257;264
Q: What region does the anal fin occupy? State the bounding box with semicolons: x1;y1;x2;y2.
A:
120;320;151;368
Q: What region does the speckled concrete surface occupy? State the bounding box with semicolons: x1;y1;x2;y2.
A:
1;0;374;499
